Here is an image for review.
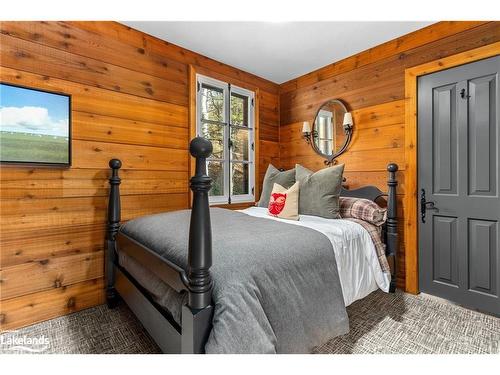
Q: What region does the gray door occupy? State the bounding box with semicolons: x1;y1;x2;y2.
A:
418;55;500;316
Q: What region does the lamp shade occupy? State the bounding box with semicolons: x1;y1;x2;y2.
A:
343;112;353;128
302;121;311;133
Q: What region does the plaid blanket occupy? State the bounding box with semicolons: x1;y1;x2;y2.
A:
339;197;387;226
344;218;391;274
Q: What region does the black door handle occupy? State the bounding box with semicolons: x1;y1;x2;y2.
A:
421;189;438;223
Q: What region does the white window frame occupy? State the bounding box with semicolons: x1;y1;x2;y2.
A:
196;74;255;205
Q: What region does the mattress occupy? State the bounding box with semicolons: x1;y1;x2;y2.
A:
117;207;389;326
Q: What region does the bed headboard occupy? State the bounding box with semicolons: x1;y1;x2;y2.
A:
340;185;386;202
340;164;398;292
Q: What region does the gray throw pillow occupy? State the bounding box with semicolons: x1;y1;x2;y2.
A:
295;163;345;219
258;164;296;208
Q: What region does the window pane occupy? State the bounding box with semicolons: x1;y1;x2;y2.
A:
201;122;224;159
230;127;249;161
231;162;249;196
231;92;248;126
207;161;224;197
201;84;224;122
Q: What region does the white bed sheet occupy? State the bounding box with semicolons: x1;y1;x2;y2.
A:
240;207;390;306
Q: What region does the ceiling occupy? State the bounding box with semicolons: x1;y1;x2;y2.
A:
122;22;433;83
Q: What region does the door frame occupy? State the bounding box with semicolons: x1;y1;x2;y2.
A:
404;41;500;294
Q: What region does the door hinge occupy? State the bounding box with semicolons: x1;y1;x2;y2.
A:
251;98;255;107
252;186;254;195
251;142;254;151
197;81;201;92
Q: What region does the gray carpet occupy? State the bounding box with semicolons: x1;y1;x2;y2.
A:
1;290;498;354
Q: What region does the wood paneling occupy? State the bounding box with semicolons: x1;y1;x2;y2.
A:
71;140;188;171
0;169;188;200
1;193;188;235
280;100;406;172
279;21;500;291
69;21;279;95
342;170;406;195
281;22;500;124
1;252;103;299
72;112;189;149
0;279;104;331
258;140;280;189
0;67;188;126
0;224;105;268
0;21;279;330
0;21;188;84
280;22;490;93
0;33;187;105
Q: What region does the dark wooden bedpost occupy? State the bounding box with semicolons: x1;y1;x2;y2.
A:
181;137;214;354
386;163;398;293
186;137;214;309
106;158;122;307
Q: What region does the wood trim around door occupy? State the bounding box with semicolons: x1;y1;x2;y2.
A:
404;41;500;294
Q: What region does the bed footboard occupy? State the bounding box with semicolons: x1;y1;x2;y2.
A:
105;137;215;353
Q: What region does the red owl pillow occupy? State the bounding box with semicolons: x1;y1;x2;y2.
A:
267;182;299;221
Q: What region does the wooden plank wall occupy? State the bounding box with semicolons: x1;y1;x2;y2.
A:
0;21;280;330
279;21;500;289
1;20;498;331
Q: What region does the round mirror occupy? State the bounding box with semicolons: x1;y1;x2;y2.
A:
311;99;353;164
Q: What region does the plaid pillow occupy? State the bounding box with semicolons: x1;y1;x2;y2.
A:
339;197;387;227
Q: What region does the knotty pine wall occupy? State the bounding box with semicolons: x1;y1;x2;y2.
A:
0;21;280;330
279;21;500;289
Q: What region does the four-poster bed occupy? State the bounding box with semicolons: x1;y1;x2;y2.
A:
105;137;399;353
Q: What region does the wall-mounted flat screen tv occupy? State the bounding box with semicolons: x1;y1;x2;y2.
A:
0;83;71;166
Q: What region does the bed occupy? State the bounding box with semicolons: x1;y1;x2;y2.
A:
105;137;399;353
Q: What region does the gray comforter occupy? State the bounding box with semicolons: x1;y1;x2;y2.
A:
120;208;349;353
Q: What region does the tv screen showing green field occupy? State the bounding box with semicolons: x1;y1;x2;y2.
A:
0;83;70;165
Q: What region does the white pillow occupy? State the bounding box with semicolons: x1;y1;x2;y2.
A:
267;182;300;221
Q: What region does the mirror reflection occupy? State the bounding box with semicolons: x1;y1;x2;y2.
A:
313;100;348;157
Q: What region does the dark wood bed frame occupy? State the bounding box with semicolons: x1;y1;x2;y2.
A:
105;137;399;354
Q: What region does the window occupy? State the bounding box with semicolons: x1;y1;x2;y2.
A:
196;74;255;204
